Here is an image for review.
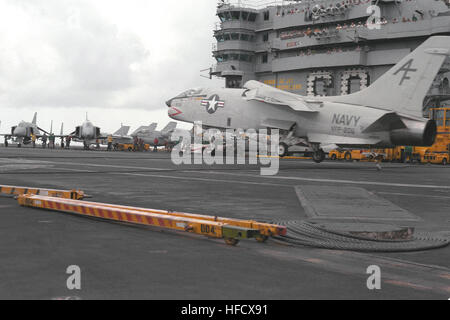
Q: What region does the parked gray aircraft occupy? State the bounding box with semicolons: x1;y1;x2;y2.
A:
69;116;130;149
132;122;180;147
1;113;50;147
167;36;450;163
110;125;132;145
131;123;158;136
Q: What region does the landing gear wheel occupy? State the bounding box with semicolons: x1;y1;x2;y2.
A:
224;238;239;246
344;152;352;162
312;150;325;163
278;142;289;158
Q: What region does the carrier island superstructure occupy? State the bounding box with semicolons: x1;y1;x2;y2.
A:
211;0;450;114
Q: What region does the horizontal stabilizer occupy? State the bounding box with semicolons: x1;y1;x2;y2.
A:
362;112;407;133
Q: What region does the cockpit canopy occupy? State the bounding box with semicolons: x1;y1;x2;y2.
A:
174;88;203;99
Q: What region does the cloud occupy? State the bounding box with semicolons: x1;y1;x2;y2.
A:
0;0;223;112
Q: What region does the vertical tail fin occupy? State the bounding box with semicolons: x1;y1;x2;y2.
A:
148;123;158;132
161;122;177;134
32;112;37;125
60;123;64;136
113;125;130;136
331;36;450;118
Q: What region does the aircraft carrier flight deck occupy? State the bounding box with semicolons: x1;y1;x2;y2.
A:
1;147;449;300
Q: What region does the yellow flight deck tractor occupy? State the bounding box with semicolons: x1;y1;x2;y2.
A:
328;149;367;162
115;143;150;152
418;108;450;165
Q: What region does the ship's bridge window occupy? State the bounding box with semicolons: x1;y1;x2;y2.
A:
248;13;257;22
262;33;269;42
218;13;226;22
231;33;239;41
240;34;250;41
216;34;225;42
223;11;231;21
240;54;251;62
223;33;231;41
230;53;240;61
263;11;270;21
242;11;249;20
262;53;268;64
231;11;240;20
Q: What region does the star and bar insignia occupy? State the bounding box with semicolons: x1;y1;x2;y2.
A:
201;95;225;114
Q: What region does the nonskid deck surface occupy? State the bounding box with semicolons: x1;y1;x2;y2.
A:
0;147;449;299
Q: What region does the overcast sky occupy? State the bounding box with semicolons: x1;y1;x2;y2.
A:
0;0;224;134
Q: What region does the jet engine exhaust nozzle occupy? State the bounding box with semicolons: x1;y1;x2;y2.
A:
390;120;437;147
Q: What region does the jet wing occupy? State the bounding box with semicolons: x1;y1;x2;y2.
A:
244;80;317;113
261;119;297;131
308;133;382;146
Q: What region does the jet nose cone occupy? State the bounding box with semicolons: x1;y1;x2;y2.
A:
14;127;26;136
168;106;183;120
166;99;173;107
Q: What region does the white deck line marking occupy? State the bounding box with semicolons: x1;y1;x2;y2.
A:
195;171;450;190
112;172;290;188
377;191;450;200
27;160;171;172
23;159;450;190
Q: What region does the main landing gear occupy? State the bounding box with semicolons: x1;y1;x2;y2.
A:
312;149;325;163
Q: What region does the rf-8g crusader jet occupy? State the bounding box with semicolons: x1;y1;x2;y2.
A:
167;36;450;163
1;112;52;147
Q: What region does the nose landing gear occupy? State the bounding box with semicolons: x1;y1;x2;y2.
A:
278;142;289;158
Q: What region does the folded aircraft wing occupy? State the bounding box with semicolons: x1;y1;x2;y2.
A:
244;80;317;113
147;123;158;132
